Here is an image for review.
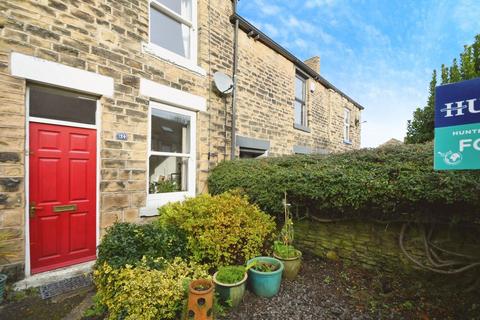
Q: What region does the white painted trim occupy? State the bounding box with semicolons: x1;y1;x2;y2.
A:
24;87;31;277
139;78;206;112
11;52;114;97
142;43;206;76
95;100;101;249
24;86;101;277
150;151;191;158
146;0;203;76
28;117;97;130
150;0;193;27
140;102;196;217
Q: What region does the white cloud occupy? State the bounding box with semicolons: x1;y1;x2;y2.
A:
255;0;281;16
453;0;480;32
238;0;478;148
305;0;336;8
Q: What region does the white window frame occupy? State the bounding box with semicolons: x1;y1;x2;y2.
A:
144;0;205;76
344;108;351;144
142;101;197;216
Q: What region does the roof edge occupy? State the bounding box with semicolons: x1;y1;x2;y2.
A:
230;14;364;110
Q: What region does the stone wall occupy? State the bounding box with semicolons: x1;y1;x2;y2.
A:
0;0;361;279
296;219;480;276
234;23;361;156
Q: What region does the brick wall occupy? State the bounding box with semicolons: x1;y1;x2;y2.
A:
0;0;361;278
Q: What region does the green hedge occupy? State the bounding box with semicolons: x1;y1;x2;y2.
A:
208;143;480;221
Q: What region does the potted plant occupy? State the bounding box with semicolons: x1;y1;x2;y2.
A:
186;279;214;320
212;262;255;307
246;256;283;298
273;192;302;280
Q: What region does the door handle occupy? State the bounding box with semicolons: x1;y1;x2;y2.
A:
29;202;43;218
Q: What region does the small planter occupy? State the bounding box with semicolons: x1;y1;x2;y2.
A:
274;249;302;280
0;273;6;304
213;271;247;307
246;257;283;298
187;279;214;320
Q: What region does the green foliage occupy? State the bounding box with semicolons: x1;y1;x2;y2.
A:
216;266;246;284
405;70;436;144
274;242;299;259
157;192;276;268
149;179;179;193
208;143;480;222
93;257;209;320
405;34;480;143
0;230;15;264
253;262;279;272
96;222;188;269
273;195;300;258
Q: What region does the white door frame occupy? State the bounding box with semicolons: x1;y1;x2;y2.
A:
24;86;102;277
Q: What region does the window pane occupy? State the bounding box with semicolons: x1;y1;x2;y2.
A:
294;100;304;125
344;109;350;124
151;109;190;153
150;5;190;58
156;0;192;20
239;148;265;159
29;86;96;125
149;155;188;193
295;76;305;101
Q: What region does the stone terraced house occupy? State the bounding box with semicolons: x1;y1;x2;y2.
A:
0;0;362;285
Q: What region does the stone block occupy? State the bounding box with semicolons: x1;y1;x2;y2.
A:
101;194;129;211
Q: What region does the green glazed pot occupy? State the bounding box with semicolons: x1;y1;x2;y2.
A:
273;250;302;280
247;257;284;298
213;271;247;308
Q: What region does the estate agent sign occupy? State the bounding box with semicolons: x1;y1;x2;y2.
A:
434;77;480;170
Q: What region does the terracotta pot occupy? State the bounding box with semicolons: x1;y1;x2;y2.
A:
186;279;214;320
274;250;302;280
213;271;247;307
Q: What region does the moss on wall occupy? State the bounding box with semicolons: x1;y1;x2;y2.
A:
296;219;480;277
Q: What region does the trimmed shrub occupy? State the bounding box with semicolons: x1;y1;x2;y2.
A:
157;192;276;268
96;222;188;269
208;143;480;221
94;257;209;320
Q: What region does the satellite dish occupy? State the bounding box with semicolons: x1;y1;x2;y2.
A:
213;71;234;95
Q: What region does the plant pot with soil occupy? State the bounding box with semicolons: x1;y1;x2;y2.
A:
187;279;214;320
213;265;248;308
273;242;302;280
246;256;284;298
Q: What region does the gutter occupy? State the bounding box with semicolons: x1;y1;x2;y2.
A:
229;13;364;110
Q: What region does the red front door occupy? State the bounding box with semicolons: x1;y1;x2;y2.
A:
29;122;96;274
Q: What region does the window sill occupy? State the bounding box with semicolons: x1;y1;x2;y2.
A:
140;191;193;217
343;140;352;145
293;123;311;133
142;42;206;77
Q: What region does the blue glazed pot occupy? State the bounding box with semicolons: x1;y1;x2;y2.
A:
247;257;284;298
0;273;7;304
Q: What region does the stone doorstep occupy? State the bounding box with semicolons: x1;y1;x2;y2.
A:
13;261;95;291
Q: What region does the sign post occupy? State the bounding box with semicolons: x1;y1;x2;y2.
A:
434;77;480;170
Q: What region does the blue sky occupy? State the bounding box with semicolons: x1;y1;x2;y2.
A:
237;0;480;147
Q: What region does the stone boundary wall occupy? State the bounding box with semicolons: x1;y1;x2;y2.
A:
296;219;480;276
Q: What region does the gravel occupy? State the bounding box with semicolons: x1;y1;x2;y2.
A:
222;255;369;320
